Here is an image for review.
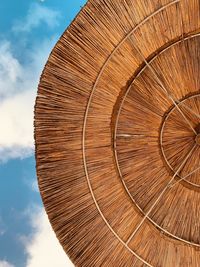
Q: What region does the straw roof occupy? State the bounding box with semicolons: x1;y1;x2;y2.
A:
34;0;200;266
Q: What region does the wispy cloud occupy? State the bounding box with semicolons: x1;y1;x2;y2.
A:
0;260;14;267
0;216;6;236
21;207;74;267
23;177;40;193
12;3;60;33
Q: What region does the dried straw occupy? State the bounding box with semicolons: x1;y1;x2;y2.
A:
35;0;200;266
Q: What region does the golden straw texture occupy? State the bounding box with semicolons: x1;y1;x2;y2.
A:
35;0;200;266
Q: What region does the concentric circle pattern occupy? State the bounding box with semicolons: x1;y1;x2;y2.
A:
161;95;200;188
35;1;200;266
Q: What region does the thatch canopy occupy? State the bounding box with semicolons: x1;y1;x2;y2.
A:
34;0;200;266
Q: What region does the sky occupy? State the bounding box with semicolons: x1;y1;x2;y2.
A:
0;1;87;266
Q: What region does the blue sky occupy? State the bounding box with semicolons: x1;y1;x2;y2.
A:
0;1;86;266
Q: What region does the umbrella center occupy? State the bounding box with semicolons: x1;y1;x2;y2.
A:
195;134;200;145
160;94;200;188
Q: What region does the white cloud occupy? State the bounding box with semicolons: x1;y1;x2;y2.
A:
0;36;57;162
0;90;35;161
0;42;23;100
12;3;60;33
0;0;61;163
22;207;74;267
0;261;14;267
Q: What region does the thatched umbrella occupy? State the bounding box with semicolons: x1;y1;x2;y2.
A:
34;0;200;266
